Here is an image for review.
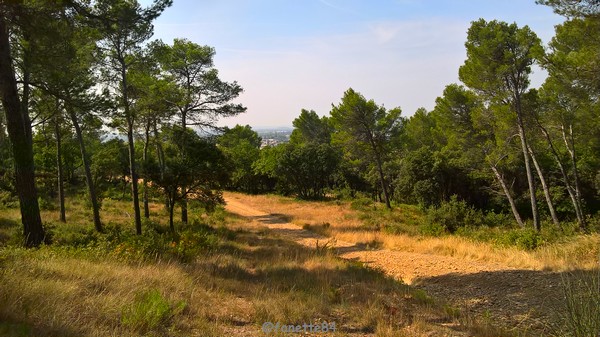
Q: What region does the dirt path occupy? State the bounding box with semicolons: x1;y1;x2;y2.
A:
224;195;565;335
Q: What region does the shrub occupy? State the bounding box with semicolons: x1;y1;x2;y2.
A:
424;195;484;233
420;221;445;237
495;228;544;250
0;190;17;208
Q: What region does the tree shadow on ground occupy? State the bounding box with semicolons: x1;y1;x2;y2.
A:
414;268;599;335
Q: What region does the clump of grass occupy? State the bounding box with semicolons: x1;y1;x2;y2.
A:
551;270;600;337
121;289;186;332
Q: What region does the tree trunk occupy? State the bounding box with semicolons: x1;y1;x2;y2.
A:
516;105;540;231
368;138;391;209
490;164;524;227
168;196;175;233
528;145;559;227
127;120;142;235
142;122;150;219
67;105;102;232
562;124;586;231
538;123;586;228
0;16;45;247
54;111;66;222
120;58;142;235
180;111;188;223
153;121;165;179
181;200;188;223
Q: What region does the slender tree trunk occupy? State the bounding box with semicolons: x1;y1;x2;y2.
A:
562;124;586;231
538;123;586;228
142;122;150;219
181;199;188;223
0;16;45;247
67;105;102;232
528;145;559;227
180;111;188;223
120;59;142;235
516;102;539;231
168;196;175;233
368;138;391;209
126;120;142;235
490;164;524;227
54;111;66;222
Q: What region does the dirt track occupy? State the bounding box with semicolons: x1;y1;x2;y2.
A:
224;194;566;335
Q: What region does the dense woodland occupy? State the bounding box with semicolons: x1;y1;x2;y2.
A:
1;0;599;247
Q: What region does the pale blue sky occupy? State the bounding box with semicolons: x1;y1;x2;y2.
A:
141;0;564;127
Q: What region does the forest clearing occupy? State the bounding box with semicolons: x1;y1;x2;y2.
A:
2;1;600;336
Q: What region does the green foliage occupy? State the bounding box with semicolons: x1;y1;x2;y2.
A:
254;142;339;199
149;126;228;228
459;19;543;102
273;143;340;199
289;109;333;145
121;289;186;332
218;125;265;193
330;89;403;208
425;195;484;234
494;228;545;250
0;190;17;209
149;37;245;125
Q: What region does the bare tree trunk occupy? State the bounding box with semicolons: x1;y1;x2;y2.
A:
180;112;188;223
168;195;175;233
528;145;559;227
120;59;142;235
67;105;102;232
490;164;524;227
126;120;142;235
562;124;586;231
54;111;66;222
516;105;540;231
0;16;45;247
538;123;585;228
142;121;150;219
368;137;391;209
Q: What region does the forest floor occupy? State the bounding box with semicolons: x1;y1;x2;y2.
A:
224;192;589;336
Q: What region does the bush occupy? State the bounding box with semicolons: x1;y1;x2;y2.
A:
109;221;234;263
482;211;513;227
495;228;545;250
350;197;374;211
424;195;484;234
0;190;17;208
38;197;56;211
420;221;445;237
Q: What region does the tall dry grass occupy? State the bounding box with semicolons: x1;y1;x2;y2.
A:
1;196;494;336
225;192;600;271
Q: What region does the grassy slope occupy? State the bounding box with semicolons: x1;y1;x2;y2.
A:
0;197;483;337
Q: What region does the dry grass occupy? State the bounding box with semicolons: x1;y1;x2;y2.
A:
225;192;600;272
0;196;480;337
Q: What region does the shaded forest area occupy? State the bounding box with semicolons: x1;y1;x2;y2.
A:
0;0;599;246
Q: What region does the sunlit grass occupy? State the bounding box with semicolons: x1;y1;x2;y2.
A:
0;192;483;337
225;191;600;272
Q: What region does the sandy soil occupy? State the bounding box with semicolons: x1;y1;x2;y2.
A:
224;194;566;335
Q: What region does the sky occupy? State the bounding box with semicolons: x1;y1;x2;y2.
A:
140;0;565;128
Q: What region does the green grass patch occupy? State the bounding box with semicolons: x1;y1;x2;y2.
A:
121;289;186;332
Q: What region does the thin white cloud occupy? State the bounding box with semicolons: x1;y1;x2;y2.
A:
318;0;345;11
